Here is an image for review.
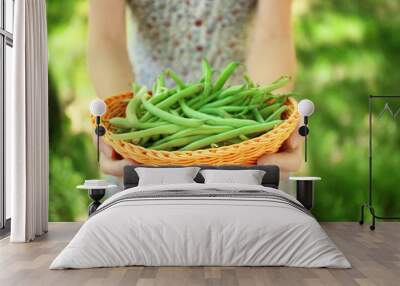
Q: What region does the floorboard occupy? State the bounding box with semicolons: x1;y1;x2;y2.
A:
0;222;399;286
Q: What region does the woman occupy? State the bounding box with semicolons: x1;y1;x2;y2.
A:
88;0;301;178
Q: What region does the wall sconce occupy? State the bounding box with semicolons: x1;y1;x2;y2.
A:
89;99;107;163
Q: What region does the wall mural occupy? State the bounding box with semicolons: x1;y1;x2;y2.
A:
46;1;400;222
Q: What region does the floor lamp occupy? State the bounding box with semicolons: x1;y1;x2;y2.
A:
359;95;400;230
298;99;315;162
89;99;107;163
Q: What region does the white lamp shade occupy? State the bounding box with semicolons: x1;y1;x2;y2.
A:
89;99;107;116
298;99;315;117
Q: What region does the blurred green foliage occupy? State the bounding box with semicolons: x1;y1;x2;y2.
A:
47;0;400;221
47;1;97;221
294;0;400;220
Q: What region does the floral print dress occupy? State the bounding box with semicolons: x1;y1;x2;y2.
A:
127;0;257;88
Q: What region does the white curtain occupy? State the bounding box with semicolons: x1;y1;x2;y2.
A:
7;0;49;242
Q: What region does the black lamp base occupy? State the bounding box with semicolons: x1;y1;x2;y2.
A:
296;181;314;210
88;188;106;216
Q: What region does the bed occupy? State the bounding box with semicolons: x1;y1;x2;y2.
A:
50;165;350;269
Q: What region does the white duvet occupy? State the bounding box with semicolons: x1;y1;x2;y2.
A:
50;183;350;269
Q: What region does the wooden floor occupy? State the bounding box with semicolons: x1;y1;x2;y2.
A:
0;222;399;286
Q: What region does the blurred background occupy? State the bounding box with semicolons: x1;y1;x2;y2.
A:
46;0;400;221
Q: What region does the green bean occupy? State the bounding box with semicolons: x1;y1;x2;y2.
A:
141;84;203;121
259;102;281;118
271;92;294;99
216;84;245;99
181;120;282;151
125;96;141;125
149;88;177;105
201;59;213;97
146;117;159;123
191;91;221;110
109;117;169;131
198;105;257;115
252;108;264;123
197;108;223;117
199;105;250;115
196;107;215;114
255;92;277;105
265;105;288;122
124;88;171;129
149;135;207;150
233;89;261;105
156;83;203;110
222;137;242;145
185;61;213;109
213;61;240;92
186;95;203;107
187;90;220;110
170;109;180;116
113;127;131;134
259;76;291;93
152;81;158;96
132;83;142;94
109;117;134;128
165;69;186;89
110;124;183;141
180;100;258;127
220;110;233;118
141;96;204;127
203;92;248;108
140;85;202;122
221;105;257;112
155;72;166;95
200;109;232;118
125;87;149;126
186;88;214;109
243;73;256;88
128;139;140;144
110;120;169;131
137;122;169;129
153;125;233;146
250;91;265;105
236;96;253;111
151;134;160;141
139;136;150;146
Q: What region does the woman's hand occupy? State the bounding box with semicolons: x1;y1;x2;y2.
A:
93;133;136;177
257;122;303;178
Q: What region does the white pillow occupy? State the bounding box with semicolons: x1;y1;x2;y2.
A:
200;169;266;185
135;167;200;186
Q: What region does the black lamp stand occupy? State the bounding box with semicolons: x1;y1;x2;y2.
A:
298;116;309;162
94;116;106;163
359;95;400;230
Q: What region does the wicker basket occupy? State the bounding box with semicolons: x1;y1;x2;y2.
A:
94;92;300;166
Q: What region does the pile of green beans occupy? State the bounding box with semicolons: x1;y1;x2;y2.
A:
108;60;291;151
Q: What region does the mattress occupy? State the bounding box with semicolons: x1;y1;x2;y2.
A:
50;183;350;269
